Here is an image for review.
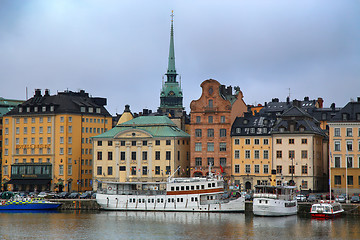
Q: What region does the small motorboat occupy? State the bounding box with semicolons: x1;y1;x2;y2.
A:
310;200;344;219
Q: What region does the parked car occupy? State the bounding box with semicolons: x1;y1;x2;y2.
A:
296;195;307;202
307;194;317;202
336;195;346;203
80;192;92;199
68;192;80;199
350;195;360;203
57;192;70;199
37;192;48;198
91;193;97;199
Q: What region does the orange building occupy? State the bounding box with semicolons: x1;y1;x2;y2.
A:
189;79;247;180
2;89;112;192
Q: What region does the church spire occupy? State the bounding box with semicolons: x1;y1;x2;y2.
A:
166;10;177;82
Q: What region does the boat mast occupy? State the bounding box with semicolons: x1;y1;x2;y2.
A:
168;166;181;181
329;150;332;201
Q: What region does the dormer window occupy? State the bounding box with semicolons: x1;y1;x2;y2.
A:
342;113;348;120
236;128;241;133
243;119;248;124
27;107;30;112
50;106;54;112
19;107;23;113
357;113;360;121
96;108;101;113
89;107;93;113
263;119;268;125
34;107;38;112
279;127;285;133
300;127;305;132
42;106;46;112
81;107;86;112
208;100;213;108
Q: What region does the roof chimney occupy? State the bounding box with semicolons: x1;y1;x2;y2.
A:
34;89;42;97
317;97;324;108
357;97;360;102
44;89;50;96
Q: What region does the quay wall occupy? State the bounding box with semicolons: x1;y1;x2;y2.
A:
52;200;360;215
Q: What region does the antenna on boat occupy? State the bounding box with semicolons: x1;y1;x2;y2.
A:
168;166;181;181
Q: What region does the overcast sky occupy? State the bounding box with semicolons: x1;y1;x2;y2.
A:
1;0;359;115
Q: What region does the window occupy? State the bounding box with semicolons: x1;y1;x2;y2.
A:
97;166;102;175
235;164;240;173
131;141;136;146
131;167;137;175
155;166;160;175
142;141;147;146
207;129;214;137
220;116;226;123
347;141;353;151
289;150;295;159
131;152;136;161
208;99;213;107
348;176;353;185
346;128;353;137
235;139;240;145
302;139;307;144
276;139;282;144
120;152;125;161
289;139;294;144
245;165;250;173
155;151;160;160
263;150;269;159
60;116;64;122
301;150;308;159
195;129;202;137
347;156;353;168
108;152;113;160
68;126;72;133
334;156;341;168
166;140;171;145
220;158;226;166
254;165;260;173
263;139;269;145
245;150;250;159
142;151;148;161
24;127;28;134
60;126;64;133
59;148;64;155
289;165;295;174
276;151;282;158
302;181;308;189
47;137;51;144
334;175;341;185
220;129;226;137
207;157;214;166
166;151;171;160
334;141;341;151
254;139;260;145
276;165;282;174
24;118;28;124
195;142;202;151
254;150;259;159
302;165;308;174
69;116;72;122
219;142;226;151
263;165;269;174
155;140;160;145
97;152;102;160
234;150;240;159
195;158;202;166
60;137;64;144
207;142;214;152
108;167;113;176
143;166;148;175
208;116;213;123
68;137;72;144
59;165;64;175
47;126;51;133
196;116;201;123
245;139;250;145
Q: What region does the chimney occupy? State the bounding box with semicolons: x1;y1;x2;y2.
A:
317;97;324;108
304;96;309;101
44;89;50;96
286;97;290;104
272;98;279;102
357;97;360;102
34;89;42;97
331;103;335;110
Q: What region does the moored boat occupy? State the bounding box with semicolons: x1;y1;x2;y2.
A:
0;197;61;210
310;200;344;219
96;172;245;212
252;184;297;216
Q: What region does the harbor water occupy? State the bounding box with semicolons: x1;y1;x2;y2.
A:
0;210;359;239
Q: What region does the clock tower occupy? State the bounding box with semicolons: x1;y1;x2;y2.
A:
159;11;184;117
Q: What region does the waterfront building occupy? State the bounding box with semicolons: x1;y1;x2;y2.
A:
2;89;112;192
189;79;247;179
271;105;328;192
158;11;184;119
328;97;360;196
231;110;277;191
0;97;24;190
92;109;190;191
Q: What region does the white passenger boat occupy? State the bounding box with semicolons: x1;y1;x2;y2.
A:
310;201;344;219
96;172;245;212
252;184;297;216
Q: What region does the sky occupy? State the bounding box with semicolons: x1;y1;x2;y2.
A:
1;0;360;115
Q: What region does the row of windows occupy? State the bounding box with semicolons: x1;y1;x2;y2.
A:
4;136;56;145
235;150;269;159
275;165;308;174
128;197;198;204
7;116;53;124
82;117;107;124
97;139;185;147
275;138;308;144
4;148;52;156
234;164;269;174
195;129;227;138
82;127;106;134
194;157;226;166
234;127;268;135
334;140;360;152
195;142;227;152
234;138;270;145
170;182;216;191
96;165;176;176
333;127;360;137
333;156;360;168
275;150;308;159
195;115;226;124
334;175;360;185
97;151;179;161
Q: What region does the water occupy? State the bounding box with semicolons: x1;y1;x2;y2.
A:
0;211;359;239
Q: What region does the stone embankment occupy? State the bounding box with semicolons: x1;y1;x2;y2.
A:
51;199;360;215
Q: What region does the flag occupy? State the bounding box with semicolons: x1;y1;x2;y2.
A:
220;165;224;173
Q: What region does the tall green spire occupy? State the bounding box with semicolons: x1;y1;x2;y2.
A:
166;10;177;82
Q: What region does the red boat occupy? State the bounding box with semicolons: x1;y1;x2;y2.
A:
310;201;344;219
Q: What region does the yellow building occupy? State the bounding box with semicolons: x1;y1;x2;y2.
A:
92;111;190;191
2;89;112;192
328;98;360;196
231;112;275;191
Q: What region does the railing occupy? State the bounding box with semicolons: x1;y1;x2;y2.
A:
100;189;166;196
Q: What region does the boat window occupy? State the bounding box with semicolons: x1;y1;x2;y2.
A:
171;187;174;191
259;200;262;203
325;206;330;212
176;186;179;191
177;198;180;202
152;199;154;203
157;199;160;203
186;186;189;190
212;183;215;187
208;183;211;188
181;186;184;191
201;185;205;189
196;185;200;190
191;197;194;201
148;199;151;203
172;198;174;203
181;198;184;202
142;199;145;203
195;197;198;201
129;199;132;203
168;199;171;203
161;198;164;203
191;186;195;190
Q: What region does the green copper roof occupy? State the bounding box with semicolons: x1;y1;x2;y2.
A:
167;11;177;77
93;116;189;139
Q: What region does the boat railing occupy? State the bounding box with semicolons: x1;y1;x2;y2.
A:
101;189;167;196
253;193;295;201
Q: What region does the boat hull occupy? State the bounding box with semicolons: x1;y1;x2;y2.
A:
253;198;298;216
96;193;245;212
0;201;61;210
311;212;343;219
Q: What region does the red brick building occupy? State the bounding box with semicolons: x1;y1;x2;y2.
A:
189;79;247;180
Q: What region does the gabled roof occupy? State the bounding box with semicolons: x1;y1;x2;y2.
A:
231;112;278;136
330;99;360;122
281;105;313;119
93;116;190;139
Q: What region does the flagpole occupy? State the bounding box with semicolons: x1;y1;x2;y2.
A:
346;147;349;203
329;149;332;201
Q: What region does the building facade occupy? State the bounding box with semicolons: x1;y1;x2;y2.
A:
92;115;190;191
328;98;360;196
189;79;247;179
2;89;112;192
